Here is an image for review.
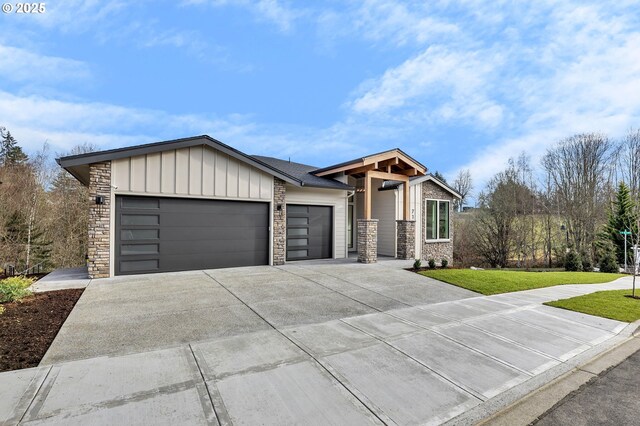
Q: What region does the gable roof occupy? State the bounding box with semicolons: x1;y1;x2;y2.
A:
380;174;462;198
57;135;302;187
312;148;427;177
251;156;353;190
56;135;352;190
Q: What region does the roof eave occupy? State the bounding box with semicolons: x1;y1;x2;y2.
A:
57;135;304;187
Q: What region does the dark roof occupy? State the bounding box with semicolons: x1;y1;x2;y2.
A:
251;156;353;190
57;135;305;187
380;173;462;198
312;147;427;175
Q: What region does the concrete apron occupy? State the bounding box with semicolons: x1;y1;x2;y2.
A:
1;275;636;425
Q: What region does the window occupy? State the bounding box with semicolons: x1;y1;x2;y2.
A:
425;199;449;241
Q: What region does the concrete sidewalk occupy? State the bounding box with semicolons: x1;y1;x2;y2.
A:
30;267;91;292
479;325;640;426
1;268;636;425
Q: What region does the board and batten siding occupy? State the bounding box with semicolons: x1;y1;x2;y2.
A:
111;146;273;200
371;180;397;257
285;185;347;259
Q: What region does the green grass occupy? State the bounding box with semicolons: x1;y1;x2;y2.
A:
545;290;640;323
419;269;627;295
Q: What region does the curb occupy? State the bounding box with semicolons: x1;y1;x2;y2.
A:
478;320;640;426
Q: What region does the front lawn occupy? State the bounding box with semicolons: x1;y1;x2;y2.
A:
419;269;627;295
545;290;640;323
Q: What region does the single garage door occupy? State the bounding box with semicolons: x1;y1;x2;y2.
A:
115;196;269;275
286;204;333;261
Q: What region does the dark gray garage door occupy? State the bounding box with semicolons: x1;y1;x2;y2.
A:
286;204;333;261
115;196;269;275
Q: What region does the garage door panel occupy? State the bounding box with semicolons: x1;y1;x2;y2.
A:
160;212;268;228
160;227;267;241
116;196;269;275
160;251;268;270
286;204;332;261
159;238;270;255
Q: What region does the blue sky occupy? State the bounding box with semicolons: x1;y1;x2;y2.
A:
1;0;640;187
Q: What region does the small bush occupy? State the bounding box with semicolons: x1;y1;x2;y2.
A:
581;252;592;271
0;305;4;315
599;255;619;273
564;250;583;272
413;259;422;269
441;258;449;268
428;258;436;269
0;276;34;303
598;240;620;273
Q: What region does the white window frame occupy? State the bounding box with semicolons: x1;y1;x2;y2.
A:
424;198;450;242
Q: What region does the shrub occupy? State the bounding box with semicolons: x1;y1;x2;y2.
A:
413;259;422;269
598;242;620;273
564;249;583;272
428;258;436;269
0;276;34;303
441;258;449;268
581;252;592;271
0;305;4;315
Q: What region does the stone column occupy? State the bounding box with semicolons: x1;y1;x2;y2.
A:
396;220;416;259
88;161;111;278
273;177;287;265
357;219;378;263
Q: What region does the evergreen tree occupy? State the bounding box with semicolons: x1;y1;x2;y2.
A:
432;170;447;183
605;182;638;264
0;128;28;166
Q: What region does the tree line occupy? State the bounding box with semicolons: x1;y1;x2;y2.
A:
0;127;93;275
452;130;640;272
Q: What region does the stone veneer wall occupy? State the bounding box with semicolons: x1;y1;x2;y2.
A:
421;181;454;265
396;220;415;259
357;219;378;263
88;161;111;278
273;177;287;265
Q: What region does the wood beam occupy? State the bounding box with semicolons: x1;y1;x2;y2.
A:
377;157;399;169
396;168;418;177
367;170;410;182
314;161;365;176
364;170;372;220
344;163;376;176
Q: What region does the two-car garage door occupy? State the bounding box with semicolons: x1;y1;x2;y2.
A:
115;196;269;275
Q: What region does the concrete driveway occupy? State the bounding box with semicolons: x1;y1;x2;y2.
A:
1;264;635;425
40;261;475;364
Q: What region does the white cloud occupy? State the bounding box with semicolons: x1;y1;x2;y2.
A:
0;44;91;83
23;0;129;33
349;46;503;129
183;0;301;33
333;1;640;189
317;0;459;48
0;91;373;165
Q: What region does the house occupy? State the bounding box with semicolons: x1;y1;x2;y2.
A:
57;135;461;278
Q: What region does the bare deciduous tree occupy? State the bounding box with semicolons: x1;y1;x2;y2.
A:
542;133;614;261
472;161;533;267
617;128;640;202
452;169;473;212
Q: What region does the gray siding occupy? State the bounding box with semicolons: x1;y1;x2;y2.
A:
112;145;273;200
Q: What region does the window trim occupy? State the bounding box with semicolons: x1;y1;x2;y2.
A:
424;198;450;242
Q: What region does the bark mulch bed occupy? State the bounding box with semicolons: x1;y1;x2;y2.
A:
0;289;84;372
